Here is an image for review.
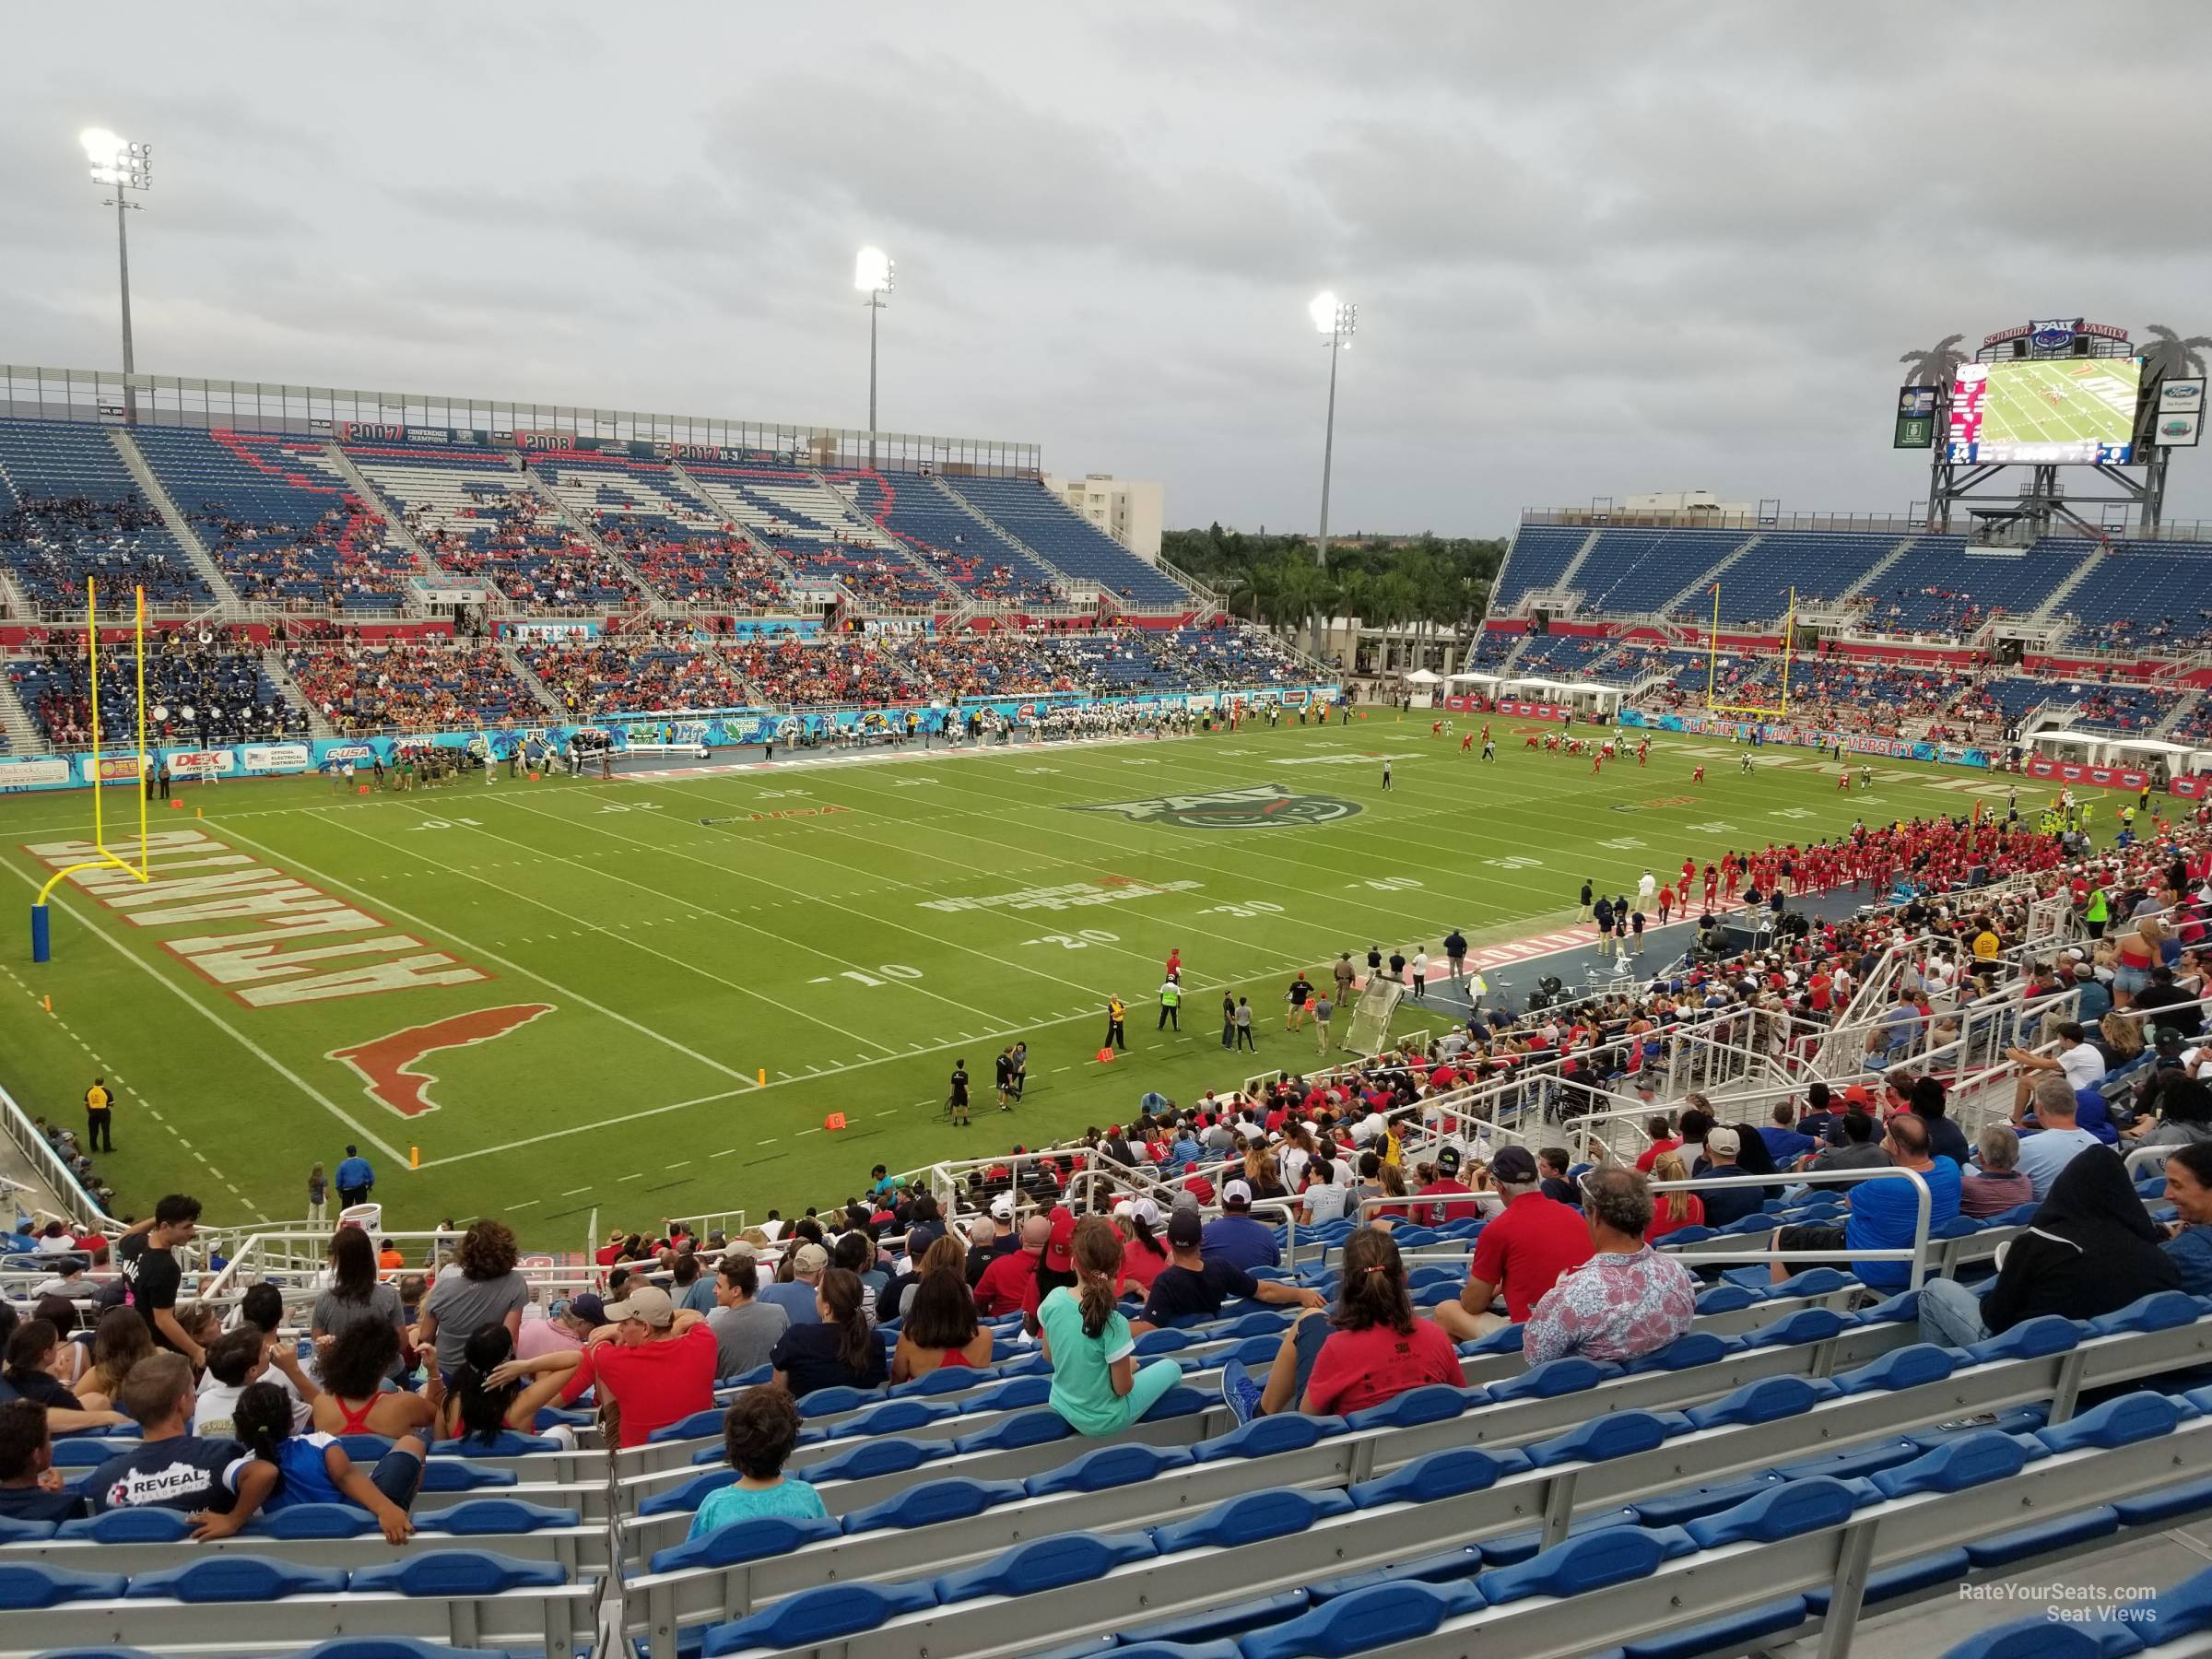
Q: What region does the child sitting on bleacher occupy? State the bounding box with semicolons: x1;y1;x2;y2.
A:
229;1380;419;1545
686;1386;827;1540
0;1399;88;1522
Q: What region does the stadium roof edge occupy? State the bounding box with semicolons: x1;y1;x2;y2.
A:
0;362;1041;474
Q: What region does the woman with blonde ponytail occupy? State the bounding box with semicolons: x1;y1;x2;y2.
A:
1037;1216;1182;1435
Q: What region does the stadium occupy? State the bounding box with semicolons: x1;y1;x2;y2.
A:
4;12;2212;1659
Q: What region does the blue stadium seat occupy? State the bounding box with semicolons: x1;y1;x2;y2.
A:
123;1555;349;1603
346;1549;566;1596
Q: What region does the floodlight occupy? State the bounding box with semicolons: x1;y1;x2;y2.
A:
80;127;124;165
1310;291;1356;343
854;246;894;296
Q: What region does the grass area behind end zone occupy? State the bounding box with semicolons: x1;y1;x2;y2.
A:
0;717;2029;1242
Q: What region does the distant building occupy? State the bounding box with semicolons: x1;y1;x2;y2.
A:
1621;489;1754;518
1045;473;1163;561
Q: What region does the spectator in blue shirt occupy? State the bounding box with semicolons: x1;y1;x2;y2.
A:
1774;1112;1959;1292
333;1147;374;1211
1200;1182;1280;1273
1171;1126;1203;1170
2162;1143;2212;1297
1759;1102;1816;1167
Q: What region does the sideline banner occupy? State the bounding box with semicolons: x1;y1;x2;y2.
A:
0;683;1344;794
2028;757;2148;791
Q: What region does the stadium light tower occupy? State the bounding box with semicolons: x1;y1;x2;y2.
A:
854;246;893;470
81;128;151;423
1308;291;1356;660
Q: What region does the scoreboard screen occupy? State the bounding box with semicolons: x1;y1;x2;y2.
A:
1947;359;2141;465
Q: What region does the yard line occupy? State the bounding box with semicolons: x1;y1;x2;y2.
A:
386;799;989;1044
0;860;409;1165
562;1186;592;1196
253;812;887;1072
508;1199;542;1211
490;788;1115;1006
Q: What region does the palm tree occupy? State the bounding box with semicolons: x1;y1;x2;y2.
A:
1898;335;1967;387
2141;324;2212;382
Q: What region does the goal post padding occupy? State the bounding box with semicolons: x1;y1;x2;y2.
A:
1342;976;1405;1057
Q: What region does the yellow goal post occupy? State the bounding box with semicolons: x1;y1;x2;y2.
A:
30;580;151;961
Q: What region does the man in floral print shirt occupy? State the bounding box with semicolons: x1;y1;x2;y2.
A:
1521;1167;1697;1366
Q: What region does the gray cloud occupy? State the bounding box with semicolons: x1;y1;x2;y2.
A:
2;0;2208;537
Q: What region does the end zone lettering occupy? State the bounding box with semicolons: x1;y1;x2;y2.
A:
1070;783;1362;830
23;828;488;1007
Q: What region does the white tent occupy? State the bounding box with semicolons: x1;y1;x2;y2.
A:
1402;668;1441;684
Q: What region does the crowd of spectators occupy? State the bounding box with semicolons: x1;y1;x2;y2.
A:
402;488;638;609
284;635;543;733
517;623;756;719
718;638;919;708
9;628;306;748
1;492;208;613
593;522;791;609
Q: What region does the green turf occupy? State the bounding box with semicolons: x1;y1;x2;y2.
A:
0;717;2026;1242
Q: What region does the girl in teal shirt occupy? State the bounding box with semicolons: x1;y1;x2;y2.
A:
1038;1217;1182;1435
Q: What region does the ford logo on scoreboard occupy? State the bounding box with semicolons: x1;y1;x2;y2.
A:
2030;317;2080;351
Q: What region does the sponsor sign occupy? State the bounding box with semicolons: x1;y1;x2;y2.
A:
319;743;376;765
1070;783;1363;830
79;755;147;784
0;758;74;791
1495;699;1567;721
2171;775;2212;800
2161;378;2206;411
507;620;600;640
241;743;311;775
163;749;237;780
2157;410;2203;448
2026;757;2148;791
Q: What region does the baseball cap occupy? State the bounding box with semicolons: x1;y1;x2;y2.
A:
570;1292;608;1328
1706;1126;1741;1159
1167;1206;1204;1247
1043;1207;1077;1273
1490;1146;1539;1184
791;1242;829;1277
1221;1179;1253;1208
1436;1145;1463;1175
601;1284;675;1328
1842;1084;1874;1107
990;1192;1016;1220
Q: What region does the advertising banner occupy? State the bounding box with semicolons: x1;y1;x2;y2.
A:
0;757;73;792
2027;757;2148;791
241;743;312;775
78;755;147;785
163;749;237;780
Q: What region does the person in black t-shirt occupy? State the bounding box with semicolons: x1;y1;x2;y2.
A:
0;1399;90;1522
1137;1208;1324;1327
947;1060;971;1127
994;1049;1016;1112
117;1194;206;1370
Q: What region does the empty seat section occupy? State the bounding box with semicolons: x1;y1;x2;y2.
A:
1857;537;2069;633
0;419;212;610
831;472;1063;607
528;454;790;609
130;428;413;611
681;465;947;608
2062;541;2212;654
1490;526;1588;610
1576;529;1751;618
343;444;634;606
1712;534;1905;623
937;475;1189;607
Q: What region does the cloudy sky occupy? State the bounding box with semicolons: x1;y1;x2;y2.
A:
7;2;2210;538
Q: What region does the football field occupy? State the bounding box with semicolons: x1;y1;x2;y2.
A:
0;718;2018;1241
1980;359;2140;449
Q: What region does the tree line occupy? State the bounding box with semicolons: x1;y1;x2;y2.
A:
1160;525;1509;635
